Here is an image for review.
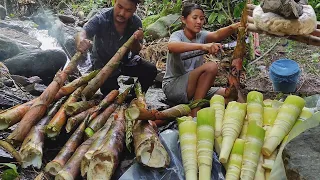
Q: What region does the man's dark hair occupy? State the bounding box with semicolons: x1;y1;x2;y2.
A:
129;0;142;5
182;3;204;18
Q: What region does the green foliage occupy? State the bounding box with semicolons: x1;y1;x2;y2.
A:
309;0;320;20
0;163;19;180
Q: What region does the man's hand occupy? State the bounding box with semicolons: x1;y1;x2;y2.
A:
77;39;92;53
201;43;223;55
133;28;144;41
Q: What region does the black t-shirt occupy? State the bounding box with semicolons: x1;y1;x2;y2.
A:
83;8;142;69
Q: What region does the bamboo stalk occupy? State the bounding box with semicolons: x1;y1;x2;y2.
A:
81;34;136;100
6;52;82;145
55;117;113;180
45;120;86;176
0;140;22;163
85;87;130;137
55;70;99;100
64;99;99;116
46;85;85;138
0;99;36;130
19;97;66;169
65;106;97;133
132;82;170;168
80;114;115;176
84;106;125;178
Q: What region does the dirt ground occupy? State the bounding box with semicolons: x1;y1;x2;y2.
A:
140;33;320;99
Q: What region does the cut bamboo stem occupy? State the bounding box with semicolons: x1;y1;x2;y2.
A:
46;86;85;138
81;34;136;100
64;99;99;116
20;97;66;169
55;70;99;100
65;106;97;133
6;52;82;145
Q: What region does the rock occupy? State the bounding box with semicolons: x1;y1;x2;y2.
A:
10;75;42;86
3;49;67;85
145;14;180;41
154;71;164;88
58;14;76;24
25;83;47;96
0;34;39;61
0;27;42;47
0;4;6;20
283;125;320;180
76;11;85;20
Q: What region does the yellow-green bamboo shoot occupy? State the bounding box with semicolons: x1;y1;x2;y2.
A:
219;102;247;163
178;117;197;180
262;95;305;157
197;107;215;180
225;139;245;180
254;155;265;180
209;95;225;138
247;91;264;127
241;122;265;180
239;119;248;140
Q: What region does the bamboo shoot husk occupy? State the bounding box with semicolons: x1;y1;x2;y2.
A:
80;114;115;176
6;52;82;145
81;34;136;100
0;99;36;130
45;120;86;176
55;118;112;180
86;106;126;180
65;106;97;133
55;70;99;100
46;86;85;138
85;87;130;137
131;82;170;168
64;99;99;116
20;97;66;169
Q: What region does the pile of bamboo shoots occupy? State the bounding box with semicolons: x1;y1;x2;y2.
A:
177;91;316;180
0;32;174;180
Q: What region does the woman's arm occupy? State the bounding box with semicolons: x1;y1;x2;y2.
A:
168;42;204;53
206;23;240;43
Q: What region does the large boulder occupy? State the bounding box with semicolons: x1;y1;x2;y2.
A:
0;34;39;61
145;14;180;41
282;124;320;180
3;49;67;85
0;27;41;47
0;4;6;20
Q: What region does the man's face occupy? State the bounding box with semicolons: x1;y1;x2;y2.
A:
114;0;137;23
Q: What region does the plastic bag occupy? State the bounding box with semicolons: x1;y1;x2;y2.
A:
119;129;225;180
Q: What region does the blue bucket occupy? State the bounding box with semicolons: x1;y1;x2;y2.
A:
269;59;300;93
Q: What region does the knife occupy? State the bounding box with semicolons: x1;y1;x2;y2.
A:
180;38;249;61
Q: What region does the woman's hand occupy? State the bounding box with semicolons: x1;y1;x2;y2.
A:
201;43;223;55
77;39;92;53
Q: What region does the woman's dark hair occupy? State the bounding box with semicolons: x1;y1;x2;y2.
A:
182;3;204;18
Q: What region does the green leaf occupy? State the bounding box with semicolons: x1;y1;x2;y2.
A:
214;2;223;10
316;3;320;9
1;169;19;180
0;163;18;174
208;12;218;24
0;163;19;180
217;13;227;24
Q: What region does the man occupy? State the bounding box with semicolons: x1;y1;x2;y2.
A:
76;0;157;96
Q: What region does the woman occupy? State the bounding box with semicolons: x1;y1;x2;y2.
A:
162;3;243;117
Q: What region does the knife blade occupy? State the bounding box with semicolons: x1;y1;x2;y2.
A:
180;38;249;61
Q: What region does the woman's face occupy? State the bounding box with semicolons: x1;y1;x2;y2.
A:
182;9;205;33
